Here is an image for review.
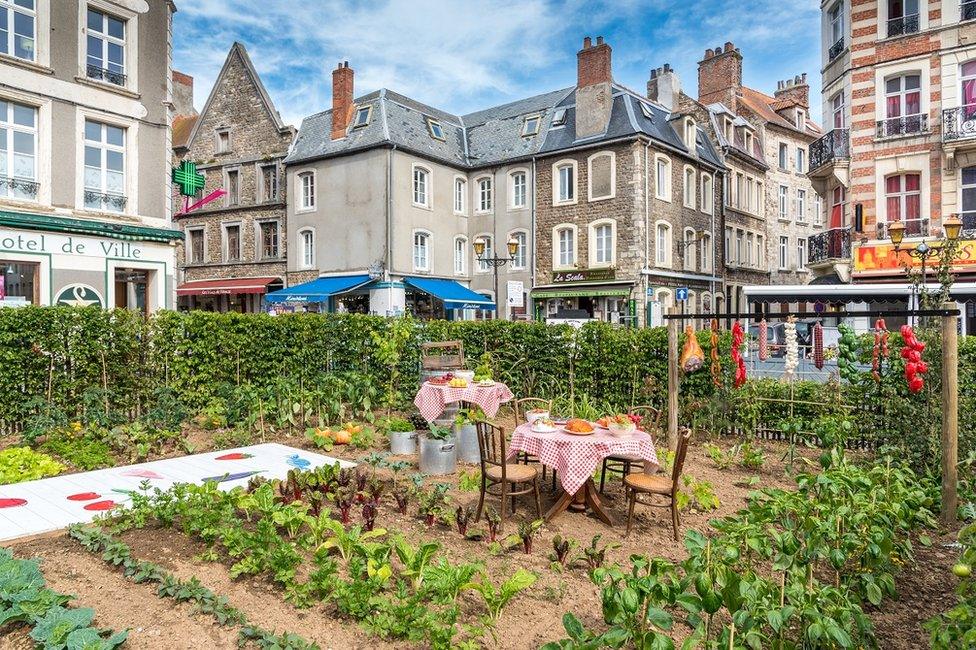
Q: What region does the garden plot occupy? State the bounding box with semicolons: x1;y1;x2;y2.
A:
0;443;354;541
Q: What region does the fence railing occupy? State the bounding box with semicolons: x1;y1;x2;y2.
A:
877;113;928;138
809;128;850;171
887;13;920;38
942;105;976;142
876;217;930;240
808;226;852;265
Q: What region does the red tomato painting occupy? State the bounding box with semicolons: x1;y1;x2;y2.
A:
67;492;101;501
216;452;253;461
0;497;27;509
83;500;117;511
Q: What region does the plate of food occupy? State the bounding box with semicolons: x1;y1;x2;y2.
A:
530;417;557;433
448;377;469;388
477;379;495;387
595;417;610;429
562;418;595;436
427;376;449;386
525;408;550;424
606;414;637;436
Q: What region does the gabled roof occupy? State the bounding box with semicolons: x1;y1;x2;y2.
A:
739;86;822;137
183;42;291;151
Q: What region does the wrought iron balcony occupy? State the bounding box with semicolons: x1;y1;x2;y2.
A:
808;227;851;265
809;129;849;171
887;14;919;38
876;218;930;241
828;39;845;61
0;176;39;199
964;0;976;21
86;64;127;87
942;106;976;142
961;211;976;235
83;190;127;212
876;113;928;139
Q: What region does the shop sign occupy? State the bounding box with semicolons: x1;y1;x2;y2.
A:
551;268;616;284
0;230;144;260
507;280;524;307
853;240;976;273
55;284;103;308
534;288;630;299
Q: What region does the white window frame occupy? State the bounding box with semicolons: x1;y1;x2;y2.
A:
79;1;138;92
735;229;744;267
453;235;467;275
701;173;713;214
221;221;241;262
186;226;206;264
412;229;431;272
509;229;528;270
552;223;577;270
683;227;697;271
829;2;844;48
509;168;528;209
654;220;673;268
778;185;789;220
412;163;431;209
756;234;765;267
0;97;38;203
831;92;846;129
778;236;789;270
814;194;824;226
778;142;788;170
296;170;316;212
683;117;697;149
797;238;807;271
654;154;672;201
256;219;281;261
453;175;467;215
223;167;240;207
79;113;130;214
0;0;36;63
797;188;807;222
521;114;541;137
298;227;315;269
474;232;493;273
701;231;713;273
475;175;493;213
352;104;372;128
588;219;616;268
683;165;696;208
586;151;616;201
724;226;733;266
552;159;577;205
795;147;805;173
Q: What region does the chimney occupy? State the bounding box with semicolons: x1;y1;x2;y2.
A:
773;71;810;108
331;61;354;140
697;41;742;110
171;70;196;117
647;63;681;111
575;36;613;138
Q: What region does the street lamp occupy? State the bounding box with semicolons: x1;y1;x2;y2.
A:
888;214;963;311
474;236;519;318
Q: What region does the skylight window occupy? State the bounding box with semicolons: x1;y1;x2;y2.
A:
551;108;567;126
640;102;655;120
353;105;372;128
426;117;445;141
522;114;541;136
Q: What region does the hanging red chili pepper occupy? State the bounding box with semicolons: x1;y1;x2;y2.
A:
900;324;927;393
758;318;769;361
872;318;889;383
710;318;722;387
731;321;747;388
813;322;824;370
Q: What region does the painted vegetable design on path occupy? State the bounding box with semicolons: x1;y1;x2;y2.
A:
900;324;928;393
286;454;311;469
0;498;27;508
201;470;265;483
67;492;101;501
215;452;253;461
120;469;164;479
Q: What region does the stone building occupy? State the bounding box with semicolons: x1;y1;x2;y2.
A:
171;42;294;312
0;0;180;312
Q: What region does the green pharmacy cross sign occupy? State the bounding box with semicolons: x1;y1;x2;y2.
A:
172;160;205;197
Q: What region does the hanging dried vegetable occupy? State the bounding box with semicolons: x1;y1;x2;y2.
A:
731;321;746;388
710;319;722;387
758;319;769;361
871;318;889;383
812;322;824;370
837;323;859;383
783;316;799;381
900;324;927;394
680;325;704;372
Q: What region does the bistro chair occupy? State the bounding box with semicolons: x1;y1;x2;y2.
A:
599;405;663;494
474;420;543;530
624;427;691;541
513;397;557;490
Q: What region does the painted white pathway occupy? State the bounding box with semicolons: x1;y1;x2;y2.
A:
0;443;354;542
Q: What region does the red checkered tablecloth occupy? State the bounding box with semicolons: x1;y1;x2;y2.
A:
414;381;514;422
507;423;658;495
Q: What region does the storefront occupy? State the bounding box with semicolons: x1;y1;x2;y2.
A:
402;277;495;320
176;277;283;313
531;270;636;325
265;274;373;313
0;211;180;311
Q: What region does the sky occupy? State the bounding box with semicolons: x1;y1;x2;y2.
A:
172;0;823;129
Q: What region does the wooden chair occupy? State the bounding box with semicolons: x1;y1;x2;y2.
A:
599;406;662;494
474;420;542;529
420;341;464;371
513;397;556;490
624;428;691;541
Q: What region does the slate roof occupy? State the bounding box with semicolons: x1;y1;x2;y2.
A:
285;82;725;171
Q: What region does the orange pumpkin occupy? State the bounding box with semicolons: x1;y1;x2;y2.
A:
343;423;363;434
332;430;352;445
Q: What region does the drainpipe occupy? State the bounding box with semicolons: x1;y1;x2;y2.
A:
531;157;537;321
387;145;396;315
644;140;651;326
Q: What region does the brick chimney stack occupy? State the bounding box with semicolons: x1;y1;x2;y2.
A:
331;61;354;141
774;73;810;108
575;36;613;138
647;63;681;111
697;41;742;110
171;70;196;117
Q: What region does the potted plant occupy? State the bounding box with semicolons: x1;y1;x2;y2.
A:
454;408;482;463
419;422;457;475
387;416;418;455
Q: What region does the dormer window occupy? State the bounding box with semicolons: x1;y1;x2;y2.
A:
522;114;541;136
743;130;754;153
426;117;445;141
724;118;733;140
684;117;697;148
796;109;806;131
551;108;567;126
640;102;655;120
353;105;372;128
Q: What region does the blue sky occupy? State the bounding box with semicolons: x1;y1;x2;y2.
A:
173;0;823;128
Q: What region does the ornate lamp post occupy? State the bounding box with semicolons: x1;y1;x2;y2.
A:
888;215;963;310
473;236;519;318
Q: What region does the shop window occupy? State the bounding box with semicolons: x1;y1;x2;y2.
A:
0;259;39;303
114;267;149;313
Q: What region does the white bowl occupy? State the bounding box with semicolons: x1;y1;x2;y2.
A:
455;370;475;382
525;410;549;424
608;421;637;436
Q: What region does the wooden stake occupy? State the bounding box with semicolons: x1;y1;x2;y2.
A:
668;306;681;453
941;301;959;526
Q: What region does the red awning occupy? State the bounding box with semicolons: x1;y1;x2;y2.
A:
177;277;279;297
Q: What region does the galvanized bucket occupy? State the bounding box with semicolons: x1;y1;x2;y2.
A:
419;434;457;475
455;423;480;463
389;430;418;455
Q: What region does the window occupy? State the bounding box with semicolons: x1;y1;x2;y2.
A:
797;189;807;221
746;232;755;266
258;221;279;259
744;130;754;153
588;152;614;200
961;167;976;225
555;226;575;268
829;2;844;49
831;185;846;228
0;0;34;61
779;236;789;270
225;169;239;206
412;231;430;271
735;173;743;209
188;228;204;264
746;178;754;213
299;172;315;210
814;194;824;226
655;221;672;267
701;232;713;272
0;99;37;200
454;236;467;275
795;148;805;173
683;228;697;271
511;230;527;269
297;229;314;268
831;92;846;129
353;105;372;128
476;235;493;272
477;176;492;212
701;173;713;214
887;0;920;37
962;61;976;117
260;164;278;202
735;229;744;266
796;109;806;131
683;166;696;208
215;129;230;153
510;171;527;208
654;155;671;200
224;224;240;262
425;117;445;141
757;234;765;267
778;185;789;219
412;165;430;207
1;260;38;302
551;108;567;126
522;115;540;136
885;173;922;234
797;238;807;270
454;177;466;214
684;117;697;148
883;74;923;135
724;227;733;265
83;119;125;212
778;143;788;170
86;8;126;85
554;161;575;203
590;221;614;267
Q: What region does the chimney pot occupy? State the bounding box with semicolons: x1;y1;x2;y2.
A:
715;44;722;55
577;35;612;88
704;48;714;59
724;41;734;52
801;72;807;83
583;36;592;48
596;36;604;45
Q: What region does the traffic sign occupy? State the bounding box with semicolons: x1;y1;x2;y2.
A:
676;287;689;301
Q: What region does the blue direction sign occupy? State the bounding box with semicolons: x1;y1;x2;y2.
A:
676;287;689;301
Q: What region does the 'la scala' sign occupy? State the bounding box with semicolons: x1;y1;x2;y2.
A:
552;268;616;284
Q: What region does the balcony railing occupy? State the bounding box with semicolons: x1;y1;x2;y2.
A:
876;217;930;241
876;113;928;138
809;128;850;171
808;227;852;265
942;106;976;142
887;13;920;38
963;0;976;21
86;64;127;87
83;190;127;212
828;39;845;61
0;176;39;199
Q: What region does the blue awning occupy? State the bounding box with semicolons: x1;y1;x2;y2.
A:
404;277;495;311
265;275;373;304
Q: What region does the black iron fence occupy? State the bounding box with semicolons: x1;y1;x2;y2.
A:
942;106;976;142
808;226;852;265
809;128;850;170
887;13;920;38
876;113;928;138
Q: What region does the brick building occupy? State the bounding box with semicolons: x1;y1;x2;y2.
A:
171;42;294;312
